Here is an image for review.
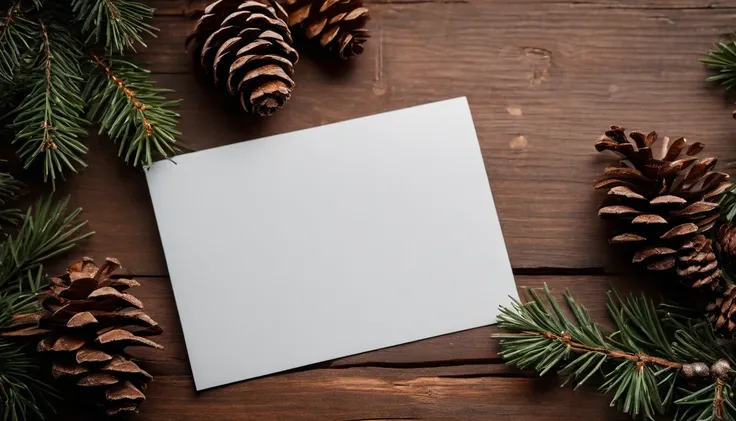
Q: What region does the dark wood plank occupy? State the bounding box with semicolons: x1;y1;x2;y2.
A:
111;273;636;421
105;0;736;273
24;135;168;277
149;0;736;17
131;367;628;421
128;274;644;378
34;0;736;275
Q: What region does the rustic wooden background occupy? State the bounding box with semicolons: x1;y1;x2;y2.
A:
45;0;736;419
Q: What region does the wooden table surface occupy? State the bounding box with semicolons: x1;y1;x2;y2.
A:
47;0;736;419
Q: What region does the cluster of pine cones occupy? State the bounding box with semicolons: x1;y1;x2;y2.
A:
2;258;162;417
593;126;736;334
186;0;369;116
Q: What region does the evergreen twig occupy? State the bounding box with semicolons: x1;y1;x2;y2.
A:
0;173;23;229
8;21;88;187
71;0;156;54
0;0;182;185
0;2;35;83
0;195;94;291
0;189;92;421
0;268;59;421
86;55;183;168
703;36;736;92
494;285;736;421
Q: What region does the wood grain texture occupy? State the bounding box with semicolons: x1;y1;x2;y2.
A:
45;0;736;419
74;275;633;421
45;0;736;275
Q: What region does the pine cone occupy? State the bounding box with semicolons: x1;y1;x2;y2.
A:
707;284;736;334
594;126;732;289
278;0;370;59
717;223;736;274
3;257;163;417
186;0;299;116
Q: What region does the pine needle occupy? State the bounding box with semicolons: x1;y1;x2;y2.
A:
494;285;736;421
71;0;156;54
0;195;92;421
0;0;182;185
85;56;183;168
7;21;88;187
703;36;736;91
0;195;94;291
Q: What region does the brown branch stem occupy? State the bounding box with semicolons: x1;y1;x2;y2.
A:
518;331;683;370
714;378;725;421
91;54;153;137
39;22;56;152
2;1;20;29
105;0;121;20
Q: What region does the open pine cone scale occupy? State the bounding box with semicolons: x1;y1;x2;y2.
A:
278;0;370;59
595;126;731;289
187;0;299;116
2;257;163;416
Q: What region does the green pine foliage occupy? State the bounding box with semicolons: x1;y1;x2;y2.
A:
0;170;93;421
85;57;182;167
703;36;736;92
0;0;183;187
71;0;156;54
8;22;89;184
494;285;736;421
0;269;59;421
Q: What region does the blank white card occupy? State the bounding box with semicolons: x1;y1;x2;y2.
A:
145;97;518;390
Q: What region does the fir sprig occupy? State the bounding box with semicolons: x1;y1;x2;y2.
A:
71;0;156;54
0;2;36;83
0;268;58;421
0;181;92;421
703;36;736;92
494;285;736;421
0;0;182;185
0;195;94;291
86;56;183;168
8;21;88;186
0;173;23;229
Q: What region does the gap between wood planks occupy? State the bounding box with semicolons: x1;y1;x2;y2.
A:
154;0;736;19
121;268;607;278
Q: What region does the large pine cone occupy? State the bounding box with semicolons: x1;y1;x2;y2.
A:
595;126;731;289
278;0;369;59
186;0;299;116
3;257;163;417
707;284;736;334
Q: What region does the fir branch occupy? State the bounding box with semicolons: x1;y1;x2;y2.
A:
0;338;57;421
703;36;736;92
0;172;23;229
8;22;88;186
72;0;156;54
0;1;35;83
0;268;58;421
86;55;183;168
494;285;736;421
675;380;736;421
0;196;94;291
516;330;682;369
